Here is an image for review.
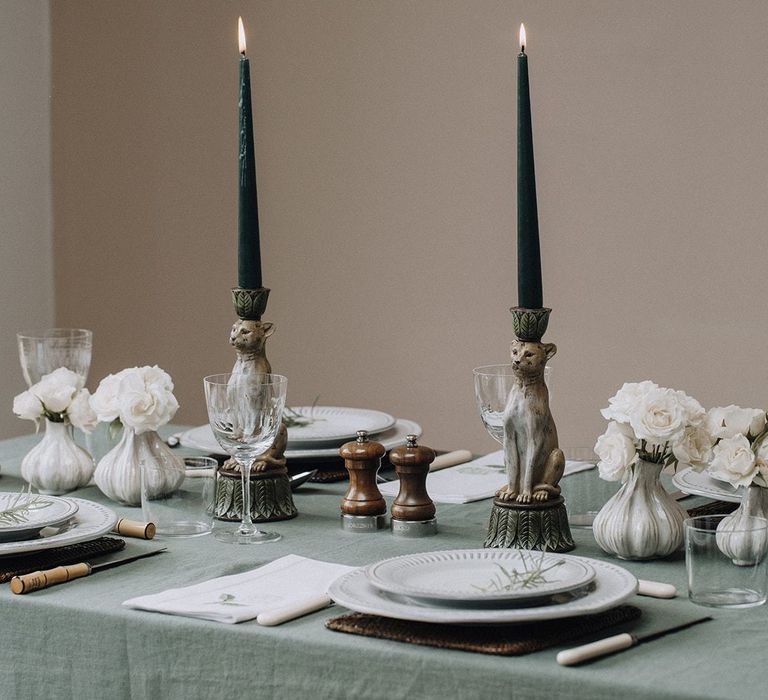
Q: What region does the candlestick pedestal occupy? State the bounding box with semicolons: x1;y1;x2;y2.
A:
484;306;574;553
485;496;573;551
213;466;297;523
213;286;298;523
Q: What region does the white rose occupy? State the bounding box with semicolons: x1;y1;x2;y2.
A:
38;367;85;392
68;389;98;432
12;390;43;421
32;367;83;413
595;421;636;481
93;366;178;433
628;387;687;444
673;390;706;427
119;389;178;433
139;365;174;393
117;366;179;433
708;434;758;488
600;381;659;423
706;405;767;440
673;426;715;469
90;372;128;422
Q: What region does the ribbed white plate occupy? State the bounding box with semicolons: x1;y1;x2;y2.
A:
179;418;422;459
329;557;637;625
0;498;117;556
0;493;79;542
365;549;595;604
672;467;743;503
283;406;396;446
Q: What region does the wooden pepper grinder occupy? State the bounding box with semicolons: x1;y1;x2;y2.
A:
389;434;437;537
339;430;387;532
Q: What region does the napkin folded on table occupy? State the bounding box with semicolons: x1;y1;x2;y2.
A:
378;450;595;504
123;554;354;624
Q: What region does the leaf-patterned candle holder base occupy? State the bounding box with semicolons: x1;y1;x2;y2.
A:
213;470;298;523
231;287;270;320
510;307;551;341
484;496;574;553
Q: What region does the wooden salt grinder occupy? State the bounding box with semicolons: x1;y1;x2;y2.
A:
389;435;437;537
339;430;387;532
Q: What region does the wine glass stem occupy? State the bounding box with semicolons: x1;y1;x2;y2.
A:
239;459;257;536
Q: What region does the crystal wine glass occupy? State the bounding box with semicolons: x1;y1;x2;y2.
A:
17;328;93;386
203;372;287;544
472;364;552;443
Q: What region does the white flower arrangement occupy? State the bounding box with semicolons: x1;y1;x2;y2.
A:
12;367;98;431
700;405;768;489
90;365;179;435
595;381;705;481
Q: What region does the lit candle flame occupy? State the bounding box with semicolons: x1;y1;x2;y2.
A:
519;23;526;52
238;16;247;55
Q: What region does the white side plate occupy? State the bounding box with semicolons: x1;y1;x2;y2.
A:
0;498;117;556
365;549;596;604
672;467;743;504
0;493;79;542
282;406;396;446
330;557;637;625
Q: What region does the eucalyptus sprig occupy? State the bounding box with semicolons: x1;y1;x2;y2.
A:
473;551;565;593
0;487;54;526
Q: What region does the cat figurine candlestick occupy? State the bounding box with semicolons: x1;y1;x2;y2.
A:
213;287;298;523
484;307;574;552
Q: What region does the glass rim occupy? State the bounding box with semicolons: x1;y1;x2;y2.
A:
684;514;768;533
203;372;287;386
17;328;93;341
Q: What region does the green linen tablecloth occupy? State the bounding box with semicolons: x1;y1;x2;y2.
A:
0;430;756;700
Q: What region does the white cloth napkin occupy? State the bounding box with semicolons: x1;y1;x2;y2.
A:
123;554;354;624
379;450;595;504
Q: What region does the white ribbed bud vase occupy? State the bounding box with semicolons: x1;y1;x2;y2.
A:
20;419;95;495
716;485;768;566
593;459;687;560
94;427;184;506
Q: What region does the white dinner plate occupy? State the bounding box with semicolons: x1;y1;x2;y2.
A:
0;498;117;557
282;406;396;447
179;418;422;459
330;556;637;625
672;467;743;503
365;549;596;604
0;492;79;542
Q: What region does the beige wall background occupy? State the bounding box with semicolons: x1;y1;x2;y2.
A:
46;0;768;454
1;0;53;438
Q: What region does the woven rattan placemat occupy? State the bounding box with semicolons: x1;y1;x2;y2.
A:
326;604;641;655
0;536;125;583
686;500;739;518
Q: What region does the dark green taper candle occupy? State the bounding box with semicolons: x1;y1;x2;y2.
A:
237;17;262;290
517;23;543;310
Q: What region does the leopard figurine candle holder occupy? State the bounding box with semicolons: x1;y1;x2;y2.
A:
213;287;297;523
484;307;574;552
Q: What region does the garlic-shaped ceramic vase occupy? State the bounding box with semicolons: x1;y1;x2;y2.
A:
715;485;768;566
94;427;184;506
20;419;95;495
592;459;687;560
